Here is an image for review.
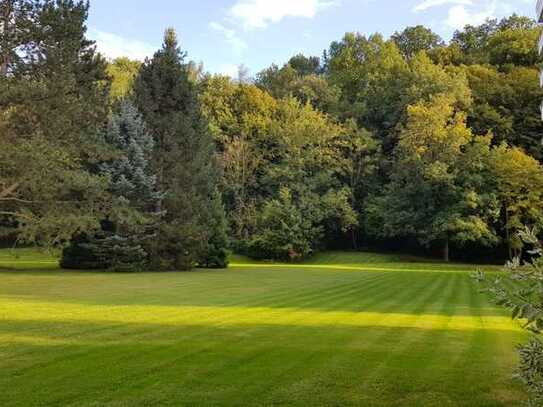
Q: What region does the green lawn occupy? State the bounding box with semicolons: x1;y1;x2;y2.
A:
0;250;527;406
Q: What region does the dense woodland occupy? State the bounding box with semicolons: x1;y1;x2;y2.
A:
2;0;543;269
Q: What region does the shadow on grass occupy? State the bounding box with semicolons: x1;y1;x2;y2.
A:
0;319;527;407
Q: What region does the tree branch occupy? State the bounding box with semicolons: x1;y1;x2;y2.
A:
0;197;33;204
0;182;20;199
0;211;32;220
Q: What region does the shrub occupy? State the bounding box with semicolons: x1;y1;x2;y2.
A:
61;232;148;272
475;228;543;405
247;188;318;261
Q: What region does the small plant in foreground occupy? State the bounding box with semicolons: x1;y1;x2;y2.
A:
475;228;543;406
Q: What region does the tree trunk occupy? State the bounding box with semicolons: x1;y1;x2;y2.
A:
505;203;512;260
443;235;450;263
351;228;358;250
0;0;14;76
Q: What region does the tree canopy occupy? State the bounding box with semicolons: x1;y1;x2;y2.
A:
2;3;542;265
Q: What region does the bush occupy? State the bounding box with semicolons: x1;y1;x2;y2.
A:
475;228;543;405
199;246;230;269
61;232;148;272
247;189;317;261
144;223;198;271
198;191;230;269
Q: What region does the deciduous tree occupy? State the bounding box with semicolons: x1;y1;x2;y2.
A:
367;95;497;261
392;25;444;59
490;145;543;258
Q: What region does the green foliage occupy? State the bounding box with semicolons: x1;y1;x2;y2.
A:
288;53;322;76
451;15;540;67
326;34;471;148
335;121;381;247
198;190;230;269
489;145;543;258
486;26;541;67
200;74;363;260
326;33;409;135
476;228;543;405
3;1;543;269
134;29;227;270
367;95;498;260
392;25;444;59
243;98;359;260
465;64;543;160
0;0;37;75
106;57;141;101
61;100;161;271
249;186;359;261
60;226;148;272
200;77;276;241
451;19;499;64
518;338;543;406
248;188;317;261
0;0;112;247
256;63;340;113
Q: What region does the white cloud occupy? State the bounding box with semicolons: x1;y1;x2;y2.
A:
209;22;248;54
217;63;241;78
229;0;339;30
445;1;497;29
413;0;473;12
89;29;156;61
413;0;512;31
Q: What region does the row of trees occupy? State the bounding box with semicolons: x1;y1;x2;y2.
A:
1;1;543;267
195;15;543;262
0;0;227;270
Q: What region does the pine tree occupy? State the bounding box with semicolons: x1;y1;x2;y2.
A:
0;0;112;247
134;28;228;270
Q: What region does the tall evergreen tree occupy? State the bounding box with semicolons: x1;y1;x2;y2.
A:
134;28;228;270
0;0;112;247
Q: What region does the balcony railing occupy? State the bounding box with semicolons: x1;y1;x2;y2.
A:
538;0;543;22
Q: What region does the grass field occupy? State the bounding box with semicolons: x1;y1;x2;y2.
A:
0;249;527;406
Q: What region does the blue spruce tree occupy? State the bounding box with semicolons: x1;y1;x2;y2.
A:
61;100;162;271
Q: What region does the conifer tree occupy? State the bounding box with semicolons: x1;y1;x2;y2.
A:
61;100;162;271
134;28;228;270
100;100;162;209
0;0;112;247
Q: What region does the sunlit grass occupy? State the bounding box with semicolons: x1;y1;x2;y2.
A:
1;300;521;333
0;247;59;270
230;252;504;273
0;248;527;406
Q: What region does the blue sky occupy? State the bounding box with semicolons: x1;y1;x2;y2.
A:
87;0;535;76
